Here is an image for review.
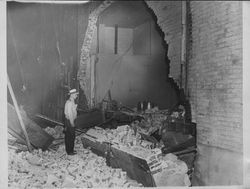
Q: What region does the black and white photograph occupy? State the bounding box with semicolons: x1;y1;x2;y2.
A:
0;0;250;188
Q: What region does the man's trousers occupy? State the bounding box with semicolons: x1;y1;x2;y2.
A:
64;119;75;154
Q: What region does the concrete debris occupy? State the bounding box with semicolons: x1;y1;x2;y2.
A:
86;125;143;147
133;109;169;135
84;125;191;186
44;125;64;139
150;152;190;186
8;134;142;188
9;122;191;187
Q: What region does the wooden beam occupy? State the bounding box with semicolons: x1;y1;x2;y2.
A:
114;24;118;54
90;55;96;107
7;74;32;152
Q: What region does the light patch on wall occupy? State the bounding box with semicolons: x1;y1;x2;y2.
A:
117;27;133;54
99;25;115;54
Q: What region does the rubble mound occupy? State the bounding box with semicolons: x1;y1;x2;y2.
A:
8;134;142;188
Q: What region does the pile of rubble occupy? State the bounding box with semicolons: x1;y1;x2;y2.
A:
151;153;191;186
8;135;142;188
86;125;143;147
44;125;64;139
84;125;191;187
133;109;169;135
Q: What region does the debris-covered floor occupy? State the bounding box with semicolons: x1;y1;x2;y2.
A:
9;120;192;188
8;104;195;188
8;134;143;188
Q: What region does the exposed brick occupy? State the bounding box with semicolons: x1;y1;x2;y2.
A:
145;1;182;86
188;1;242;153
145;1;243;184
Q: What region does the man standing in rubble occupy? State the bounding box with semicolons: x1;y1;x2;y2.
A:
64;89;78;155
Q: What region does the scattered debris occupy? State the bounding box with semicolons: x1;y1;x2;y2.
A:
83;125;191;187
132;109;169;135
44;125;64;139
8;134;142;188
8;103;54;150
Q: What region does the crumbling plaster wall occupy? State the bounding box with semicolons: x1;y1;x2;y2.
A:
188;1;243;185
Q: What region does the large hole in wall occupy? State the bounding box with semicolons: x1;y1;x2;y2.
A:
93;0;181;110
143;1;187;105
142;1;191;121
7;0;188;122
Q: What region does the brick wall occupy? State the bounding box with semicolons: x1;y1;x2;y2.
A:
145;1;243;185
146;1;243;151
188;1;243;152
145;1;182;86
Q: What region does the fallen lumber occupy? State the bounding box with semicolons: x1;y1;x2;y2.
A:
32;113;64;128
8;75;32;151
75;109;103;129
8;103;54;150
81;126;191;187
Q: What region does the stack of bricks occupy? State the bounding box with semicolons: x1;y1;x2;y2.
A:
187;1;242;152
